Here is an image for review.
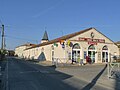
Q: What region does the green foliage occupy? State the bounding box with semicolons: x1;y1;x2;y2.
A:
0;49;7;55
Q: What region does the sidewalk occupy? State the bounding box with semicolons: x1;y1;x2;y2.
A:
37;61;120;90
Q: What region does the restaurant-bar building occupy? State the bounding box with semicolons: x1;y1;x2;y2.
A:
16;27;119;64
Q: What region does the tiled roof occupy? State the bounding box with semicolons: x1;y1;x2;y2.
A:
16;43;36;48
115;41;120;44
25;27;92;50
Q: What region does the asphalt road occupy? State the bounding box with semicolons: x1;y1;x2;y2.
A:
4;57;111;90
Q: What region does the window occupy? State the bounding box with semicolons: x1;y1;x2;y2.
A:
73;43;80;49
88;45;95;50
102;45;108;50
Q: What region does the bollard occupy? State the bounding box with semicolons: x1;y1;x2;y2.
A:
56;58;58;67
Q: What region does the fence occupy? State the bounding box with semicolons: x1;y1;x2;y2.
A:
108;63;120;79
52;58;71;67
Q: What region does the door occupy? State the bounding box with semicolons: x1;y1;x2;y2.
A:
72;43;80;62
102;52;108;62
88;45;96;63
102;46;108;63
88;51;95;63
72;50;80;62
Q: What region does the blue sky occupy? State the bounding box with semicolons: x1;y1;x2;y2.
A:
0;0;120;50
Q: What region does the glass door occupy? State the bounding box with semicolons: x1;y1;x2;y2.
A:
88;51;95;63
102;52;108;62
88;45;96;63
72;50;76;62
102;46;108;63
72;50;80;62
72;43;81;63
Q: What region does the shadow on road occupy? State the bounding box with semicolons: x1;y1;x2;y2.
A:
5;57;79;90
115;71;120;90
115;78;120;90
82;64;107;90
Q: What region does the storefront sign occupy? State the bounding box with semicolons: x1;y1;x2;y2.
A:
78;37;105;43
88;41;97;45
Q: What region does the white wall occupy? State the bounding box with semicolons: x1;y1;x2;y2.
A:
22;28;119;63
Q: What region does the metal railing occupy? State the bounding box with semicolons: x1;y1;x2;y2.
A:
52;58;71;67
108;62;120;79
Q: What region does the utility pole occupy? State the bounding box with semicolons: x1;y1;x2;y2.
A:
1;24;5;50
1;24;5;60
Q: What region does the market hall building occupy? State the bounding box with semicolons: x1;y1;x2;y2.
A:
16;27;119;64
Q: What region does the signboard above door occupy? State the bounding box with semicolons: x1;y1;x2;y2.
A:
78;37;105;43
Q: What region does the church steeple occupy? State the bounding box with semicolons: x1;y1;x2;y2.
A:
42;31;48;40
41;31;49;43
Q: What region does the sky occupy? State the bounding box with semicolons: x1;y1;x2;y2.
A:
0;0;120;50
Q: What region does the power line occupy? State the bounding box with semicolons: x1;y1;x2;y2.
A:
5;35;38;43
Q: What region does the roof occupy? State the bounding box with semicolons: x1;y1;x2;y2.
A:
25;27;93;50
7;50;14;52
16;43;36;48
115;41;120;44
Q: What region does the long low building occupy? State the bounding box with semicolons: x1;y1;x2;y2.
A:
15;43;36;57
15;27;119;64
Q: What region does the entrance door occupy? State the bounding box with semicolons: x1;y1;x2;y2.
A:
102;52;108;62
88;51;95;63
88;45;96;63
72;50;80;62
102;45;108;62
72;43;80;62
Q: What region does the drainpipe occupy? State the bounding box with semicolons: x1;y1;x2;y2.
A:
119;48;120;58
118;45;120;59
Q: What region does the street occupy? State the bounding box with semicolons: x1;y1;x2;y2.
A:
2;57;112;90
